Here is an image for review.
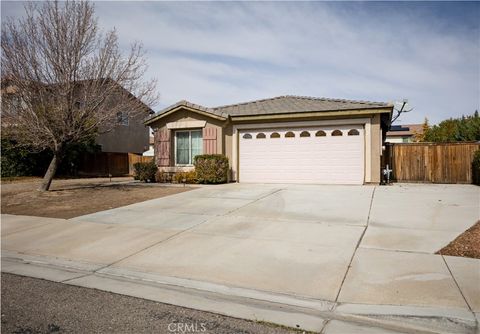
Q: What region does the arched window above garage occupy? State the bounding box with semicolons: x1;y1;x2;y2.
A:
270;132;280;138
331;130;343;136
285;131;295;138
242;133;252;139
256;133;266;139
300;131;311;137
348;129;360;136
315;130;326;137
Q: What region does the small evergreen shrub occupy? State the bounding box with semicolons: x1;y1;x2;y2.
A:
155;170;169;183
194;154;229;184
473;150;480;185
133;161;157;182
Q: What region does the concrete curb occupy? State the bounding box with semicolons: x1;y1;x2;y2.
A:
1;252;477;334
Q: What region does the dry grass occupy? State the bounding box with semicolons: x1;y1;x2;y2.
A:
1;177;191;219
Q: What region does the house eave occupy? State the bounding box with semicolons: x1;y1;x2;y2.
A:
229;108;393;122
145;105;227;125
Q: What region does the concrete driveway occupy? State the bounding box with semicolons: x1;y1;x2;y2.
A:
2;183;479;333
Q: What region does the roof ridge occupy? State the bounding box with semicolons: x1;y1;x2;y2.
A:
213;95;288;110
284;95;388;106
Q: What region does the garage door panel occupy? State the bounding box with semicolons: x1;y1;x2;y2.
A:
239;126;364;184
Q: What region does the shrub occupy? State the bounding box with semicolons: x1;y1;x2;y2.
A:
1;138;99;177
155;170;170;183
133;161;157;182
473;150;480;185
172;170;197;184
194;154;229;184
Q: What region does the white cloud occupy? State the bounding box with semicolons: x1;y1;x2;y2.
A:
2;1;479;124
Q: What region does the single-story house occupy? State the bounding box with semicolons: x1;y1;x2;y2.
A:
385;124;423;143
145;95;393;184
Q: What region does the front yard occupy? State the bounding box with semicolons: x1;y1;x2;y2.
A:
1;177;191;219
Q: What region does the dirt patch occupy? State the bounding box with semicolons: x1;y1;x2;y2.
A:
437;221;480;259
1;177;191;219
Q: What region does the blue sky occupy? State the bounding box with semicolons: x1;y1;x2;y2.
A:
2;1;479;124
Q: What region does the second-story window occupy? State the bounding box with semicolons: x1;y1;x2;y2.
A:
116;111;129;126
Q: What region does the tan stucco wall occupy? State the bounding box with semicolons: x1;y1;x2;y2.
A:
148;108;228;168
223;124;233;167
370;114;382;183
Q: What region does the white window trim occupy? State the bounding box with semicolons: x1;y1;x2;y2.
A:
174;129;202;166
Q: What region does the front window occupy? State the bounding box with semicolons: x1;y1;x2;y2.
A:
175;130;202;165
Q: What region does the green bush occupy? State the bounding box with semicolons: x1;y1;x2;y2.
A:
1;138;99;177
473;150;480;185
133;161;157;182
194;154;229;184
173;170;197;184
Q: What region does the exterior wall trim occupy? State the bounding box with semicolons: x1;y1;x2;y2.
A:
145;106;227;125
232;118;372;182
167;120;207;129
230;108;390;122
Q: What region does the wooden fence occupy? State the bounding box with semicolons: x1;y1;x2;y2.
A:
79;152;129;176
78;152;153;177
128;153;153;175
384;142;480;184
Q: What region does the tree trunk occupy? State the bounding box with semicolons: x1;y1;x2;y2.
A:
38;146;64;192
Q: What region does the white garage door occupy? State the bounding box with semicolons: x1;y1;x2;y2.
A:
239;125;364;184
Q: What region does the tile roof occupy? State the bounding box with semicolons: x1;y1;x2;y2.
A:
146;95;392;124
214;95;391;116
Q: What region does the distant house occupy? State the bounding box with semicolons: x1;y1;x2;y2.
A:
143;136;155;157
386;124;424;143
1;79;154;176
95;107;153;155
76;84;154;176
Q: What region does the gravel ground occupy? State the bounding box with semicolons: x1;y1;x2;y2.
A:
1;274;305;334
437;221;480;259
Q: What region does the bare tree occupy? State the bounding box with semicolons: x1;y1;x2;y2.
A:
1;0;158;191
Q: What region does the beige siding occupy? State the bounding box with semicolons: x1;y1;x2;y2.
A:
148;108;227;169
370;114;382;183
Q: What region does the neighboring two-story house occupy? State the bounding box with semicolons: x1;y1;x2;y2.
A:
1;79;154;176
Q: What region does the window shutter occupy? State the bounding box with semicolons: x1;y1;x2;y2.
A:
155;129;171;166
203;127;217;154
